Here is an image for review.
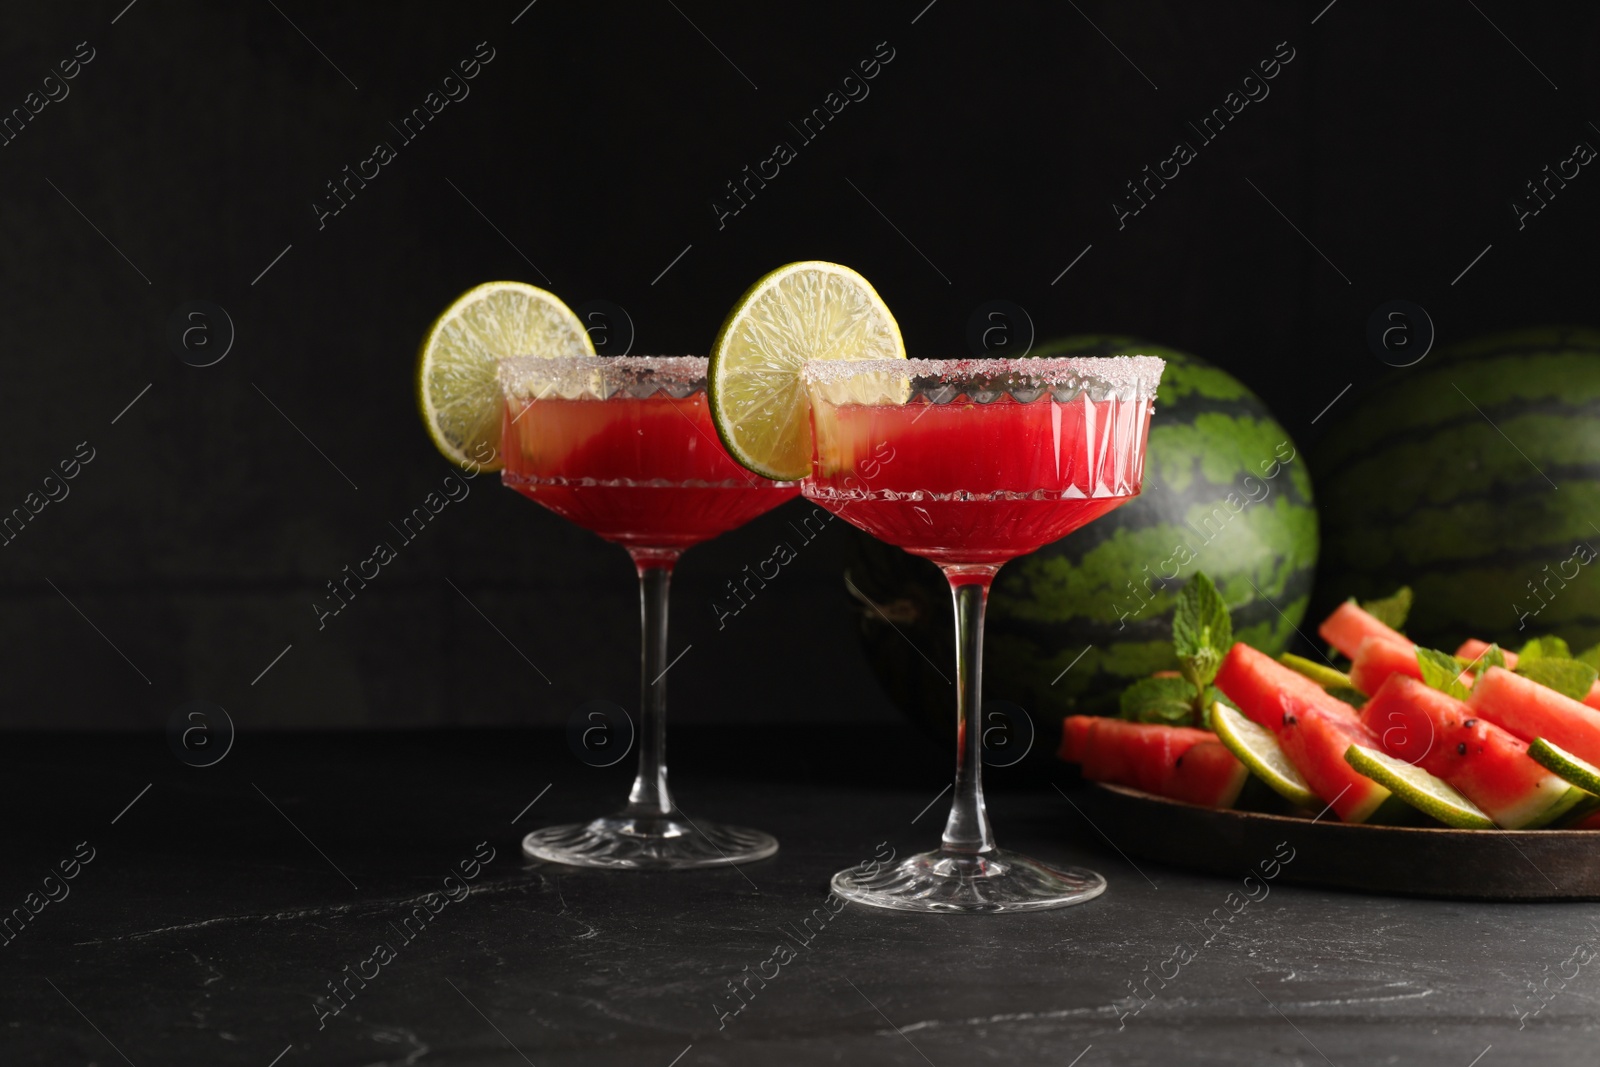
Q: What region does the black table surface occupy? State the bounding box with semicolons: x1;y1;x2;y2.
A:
4;726;1597;1066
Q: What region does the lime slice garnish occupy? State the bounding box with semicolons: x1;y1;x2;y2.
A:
1528;737;1600;795
416;281;594;471
708;261;905;481
1343;744;1496;828
1211;702;1317;808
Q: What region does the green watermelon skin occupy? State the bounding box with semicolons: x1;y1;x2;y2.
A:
1312;326;1600;650
845;336;1320;736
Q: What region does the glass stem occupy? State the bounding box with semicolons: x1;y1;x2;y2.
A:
624;548;680;818
940;566;999;856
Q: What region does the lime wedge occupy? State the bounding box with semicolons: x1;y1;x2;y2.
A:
1278;653;1354;691
1211;702;1317;808
416;281;594;471
708;261;905;481
1343;744;1495;828
1528;737;1600;795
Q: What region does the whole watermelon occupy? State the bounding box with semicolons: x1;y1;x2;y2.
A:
1313;325;1600;649
845;336;1320;742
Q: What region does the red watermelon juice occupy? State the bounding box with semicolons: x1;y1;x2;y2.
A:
503;392;799;551
804;394;1148;569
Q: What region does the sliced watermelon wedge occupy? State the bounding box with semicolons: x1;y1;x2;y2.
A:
1319;601;1413;660
1059;714;1096;764
1278;697;1406;822
1061;716;1245;807
1349;635;1423;697
1457;639;1600;709
1071;717;1213;792
1167;741;1250;808
1361;674;1587;828
1469;665;1600;765
1215;643;1396;822
1216;642;1358;724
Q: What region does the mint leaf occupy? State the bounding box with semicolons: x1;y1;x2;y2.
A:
1180;645;1222;694
1518;636;1572;663
1465;643;1507;675
1517;657;1598;701
1416;647;1471;701
1361;586;1413;631
1120;676;1201;726
1576;644;1600;671
1172;572;1231;687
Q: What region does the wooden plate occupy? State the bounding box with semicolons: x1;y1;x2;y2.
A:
1078;783;1600;900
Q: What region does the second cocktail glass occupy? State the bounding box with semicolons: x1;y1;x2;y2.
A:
499;355;799;869
802;355;1164;912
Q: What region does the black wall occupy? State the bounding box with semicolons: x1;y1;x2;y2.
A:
1;1;1595;728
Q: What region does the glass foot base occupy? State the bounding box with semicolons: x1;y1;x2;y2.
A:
830;848;1106;913
522;814;778;870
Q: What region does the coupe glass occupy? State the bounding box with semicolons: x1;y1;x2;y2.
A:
499;355;800;868
802;355;1164;912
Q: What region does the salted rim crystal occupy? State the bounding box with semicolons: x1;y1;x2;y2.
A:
800;355;1164;405
499;355;708;400
800;355;1164;391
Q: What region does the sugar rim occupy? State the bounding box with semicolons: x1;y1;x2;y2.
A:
498;355;708;396
799;355;1165;391
501;354;707;375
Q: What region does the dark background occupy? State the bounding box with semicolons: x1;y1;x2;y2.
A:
2;0;1595;730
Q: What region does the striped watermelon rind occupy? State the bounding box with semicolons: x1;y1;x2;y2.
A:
1313;326;1600;649
987;337;1317;717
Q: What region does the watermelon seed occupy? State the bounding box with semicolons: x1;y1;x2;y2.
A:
1283;714;1298;726
1457;742;1467;755
1464;719;1478;727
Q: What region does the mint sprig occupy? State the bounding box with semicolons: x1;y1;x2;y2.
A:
1463;642;1506;675
1361;586;1413;631
1173;571;1232;691
1119;572;1233;728
1119;676;1199;725
1517;658;1598;701
1518;635;1572;663
1416;647;1471;701
1507;635;1594;699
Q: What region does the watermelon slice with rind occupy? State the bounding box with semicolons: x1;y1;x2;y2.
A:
1320;600;1413;660
1469;666;1600;766
1363;673;1588;829
1061;716;1247;808
1215;643;1401;822
1350;635;1424;697
1458;640;1600;710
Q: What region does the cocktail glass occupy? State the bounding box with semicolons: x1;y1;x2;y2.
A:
499;355;800;868
802;355;1164;912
